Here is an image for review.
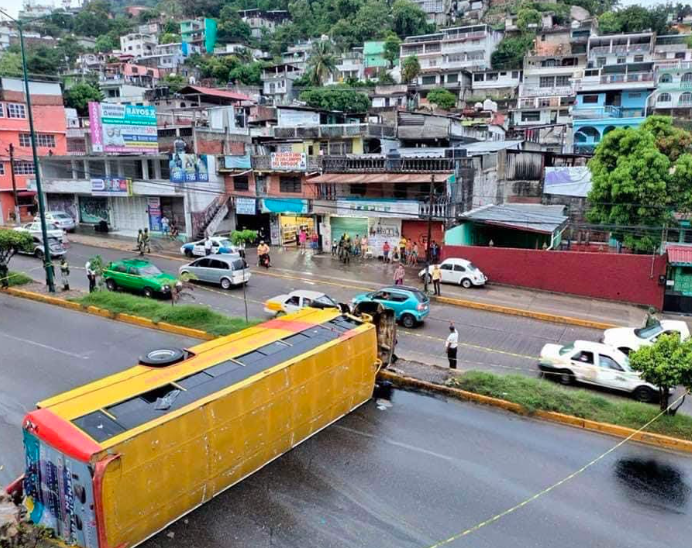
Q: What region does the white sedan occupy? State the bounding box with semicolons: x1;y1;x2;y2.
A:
180;237;241;258
602;320;690;355
14;221;65;242
538;340;659;403
418;258;487;288
264;290;339;316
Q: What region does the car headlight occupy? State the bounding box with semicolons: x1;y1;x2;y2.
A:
162;285;171;292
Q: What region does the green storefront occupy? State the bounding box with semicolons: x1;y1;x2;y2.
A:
664;245;692;313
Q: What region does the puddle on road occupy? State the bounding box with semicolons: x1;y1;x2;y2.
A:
614;457;691;513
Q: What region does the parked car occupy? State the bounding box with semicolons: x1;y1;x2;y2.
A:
103;259;177;298
18;235;66;259
264;290;339;316
44;211;76;232
14;221;65;242
179;255;250;289
418;258;487;288
180;237;241;258
602;320;690;355
538;340;659;403
351;286;429;328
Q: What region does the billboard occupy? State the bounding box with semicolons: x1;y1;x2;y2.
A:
89;102;158;154
270;152;306;171
91;177;132;196
169;153;210;182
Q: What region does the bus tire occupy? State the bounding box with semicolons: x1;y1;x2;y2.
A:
139;348;186;367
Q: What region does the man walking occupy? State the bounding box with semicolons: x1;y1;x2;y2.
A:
85;260;96;293
432;263;442;296
445;324;458;369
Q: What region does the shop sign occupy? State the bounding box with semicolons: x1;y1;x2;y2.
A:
91;177;132;196
169;153;210;183
261;198;308;214
270;152;306;171
336;199;419;219
89;102;158;154
235;197;256;215
147;197;162;232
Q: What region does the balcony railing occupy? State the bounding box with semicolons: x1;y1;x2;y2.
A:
419;196;450;219
589;43;651;55
520;85;574;97
571;105;622;119
272;123;396;140
322;156;454;173
577;72;654;89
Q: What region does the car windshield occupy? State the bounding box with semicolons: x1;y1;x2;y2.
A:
315;295;337;307
219;240;234;248
410;290;428;303
231;259;246;270
634;323;663;339
139;265;163;276
559;344;575;356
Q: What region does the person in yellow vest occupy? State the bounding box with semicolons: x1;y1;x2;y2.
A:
432;264;442;296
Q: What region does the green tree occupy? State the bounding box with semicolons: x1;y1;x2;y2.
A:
0;52;22;77
586;117;692;252
491;35;534;70
217;6;253;44
162;73;187;93
161;33;181;44
229;62;265;86
427;88;457;110
138;9;160;23
391;0;432;38
629;333;692;411
73;0;111;37
383;32;402;68
306;40;337;86
597;11;622;34
401;54;420;84
95;34;118;53
376;68;396;85
0;230;32;272
299;87;371;112
517;8;541;32
331;1;391;49
64;83;103;116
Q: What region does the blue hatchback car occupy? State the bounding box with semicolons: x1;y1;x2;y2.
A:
352;286;430;328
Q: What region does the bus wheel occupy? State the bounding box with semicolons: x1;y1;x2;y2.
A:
139;348;186;367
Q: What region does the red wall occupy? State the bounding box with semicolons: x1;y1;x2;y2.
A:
443;245;666;308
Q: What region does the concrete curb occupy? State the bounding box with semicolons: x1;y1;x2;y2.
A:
2;288;214;341
377;370;692;455
434;295;617;330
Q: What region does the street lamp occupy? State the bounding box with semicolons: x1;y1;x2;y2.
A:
0;9;56;292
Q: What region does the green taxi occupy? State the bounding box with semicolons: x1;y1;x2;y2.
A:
103;259;177;298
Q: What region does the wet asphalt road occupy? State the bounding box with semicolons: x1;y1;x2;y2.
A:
11;242;600;375
1;297;692;547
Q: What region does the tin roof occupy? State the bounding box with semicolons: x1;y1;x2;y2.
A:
308;173;452;184
462;204;568;234
667;245;692;266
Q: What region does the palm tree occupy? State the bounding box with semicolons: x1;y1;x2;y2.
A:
307;40;337;87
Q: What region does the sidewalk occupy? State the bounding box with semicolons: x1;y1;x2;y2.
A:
68;232;655;328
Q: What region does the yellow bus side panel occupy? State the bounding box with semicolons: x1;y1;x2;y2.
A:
101;328;378;548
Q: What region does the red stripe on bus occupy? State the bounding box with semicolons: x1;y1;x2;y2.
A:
24;409;102;462
93;455;121;548
262;319;316;332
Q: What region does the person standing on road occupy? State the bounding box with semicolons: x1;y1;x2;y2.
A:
137;229;145;255
398;237;406;260
161;215;170;237
142;228;151;255
60;257;70;291
383;241;390;263
432;264;442;296
394;263;405;285
299;228;307;252
204;236;213;256
411;242;419;266
85;260;96;293
445;324;458;369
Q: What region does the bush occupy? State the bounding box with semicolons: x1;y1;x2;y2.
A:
448;371;692;441
6;271;32;287
72;291;257;337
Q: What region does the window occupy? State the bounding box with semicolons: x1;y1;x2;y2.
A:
680;92;692;105
209;260;228;270
683;72;692;83
0;163;4;175
0;104;4;117
350;183;366;195
233;176;249;191
388;292;408;303
521;111;541;122
279;176;301;193
13;161;35;174
440;263;453;270
7;103;26;118
675;52;686;60
572;351;594;365
20;133;55;148
596;57;606;67
474;73;485;82
599;355;623;371
447;73;458;84
539;76;554;88
583;95;599;104
538;97;552;107
616;57;626;64
555;75;570;87
453;264;466;272
634;55;644;62
659;73;672;84
657;93;672;104
422;75;436;85
512;71;520;79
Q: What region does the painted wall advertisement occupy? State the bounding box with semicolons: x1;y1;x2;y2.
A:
367;218;402;255
89;102;158;154
235;197;256;215
147;197;162;231
91;177;132;196
169;153;210;182
78;196;109;224
336;199;419;219
270;152;306;171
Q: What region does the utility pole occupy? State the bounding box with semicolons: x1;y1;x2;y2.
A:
8;144;21;224
423;173;435;294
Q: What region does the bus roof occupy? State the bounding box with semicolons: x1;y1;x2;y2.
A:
27;307;371;460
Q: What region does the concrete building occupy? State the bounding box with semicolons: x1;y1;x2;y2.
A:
469;69;522;101
239;9;291;39
261;63;304;106
328;50;365;84
138;42;202;74
119;32;158;58
0;78;67;224
180;18;218;54
410;0;449;26
364;41;390;79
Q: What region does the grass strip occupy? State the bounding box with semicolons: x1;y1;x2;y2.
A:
7;271;32;287
72;290;258;337
448;371;692;442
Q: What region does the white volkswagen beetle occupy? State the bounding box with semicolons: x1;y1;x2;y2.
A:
538;340;659;403
418;258;487;288
602;320;690;355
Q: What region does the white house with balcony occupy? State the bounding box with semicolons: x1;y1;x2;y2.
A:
401;24;502;73
649;60;692;117
120;32;158;58
654;34;692;67
327;50;365;84
470;69;522;100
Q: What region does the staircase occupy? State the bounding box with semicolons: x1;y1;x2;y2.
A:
191;196;230;240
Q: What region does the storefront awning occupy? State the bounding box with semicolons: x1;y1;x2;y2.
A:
668;245;692;267
261;198;308;214
17;191;36;197
308;173;452;184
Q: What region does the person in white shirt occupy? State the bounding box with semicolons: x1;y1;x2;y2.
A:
204;236;213;256
445;324;458;369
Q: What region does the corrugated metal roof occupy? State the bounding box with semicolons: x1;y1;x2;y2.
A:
308;173;452;184
462;204;567;234
667;245;692;266
180;85;251;102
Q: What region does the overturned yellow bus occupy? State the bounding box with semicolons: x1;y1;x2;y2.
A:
20;305;394;548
